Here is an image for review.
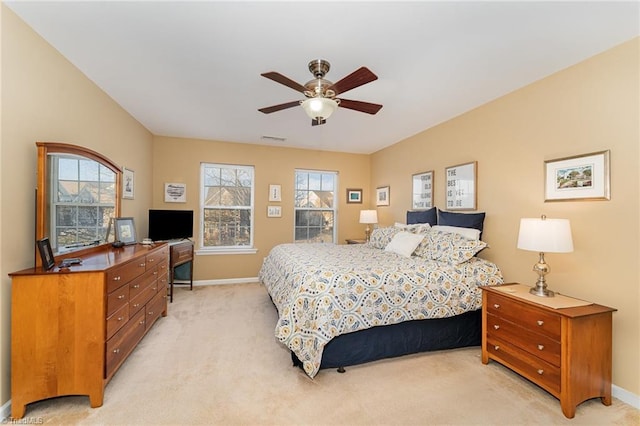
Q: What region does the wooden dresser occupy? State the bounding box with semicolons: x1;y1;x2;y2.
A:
481;284;616;418
9;243;169;419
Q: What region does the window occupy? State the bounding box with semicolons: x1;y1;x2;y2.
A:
294;170;337;243
200;163;255;252
49;154;116;252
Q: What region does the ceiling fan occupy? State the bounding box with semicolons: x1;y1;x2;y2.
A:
258;59;383;126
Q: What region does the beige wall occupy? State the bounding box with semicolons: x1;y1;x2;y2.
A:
152;136;371;280
0;6;154;406
370;38;639;395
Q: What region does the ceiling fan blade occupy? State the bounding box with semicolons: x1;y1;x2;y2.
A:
328;67;378;95
258;100;301;114
337;99;383;115
261;72;307;93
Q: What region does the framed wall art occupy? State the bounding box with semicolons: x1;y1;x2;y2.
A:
269;184;281;202
36;237;55;270
267;206;282;218
165;182;187;203
346;188;363;204
122;167;134;199
376;186;390;206
544;150;610;202
114;217;137;245
412;171;434;210
445;161;477;210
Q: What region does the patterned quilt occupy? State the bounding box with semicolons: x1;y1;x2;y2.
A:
259;243;503;377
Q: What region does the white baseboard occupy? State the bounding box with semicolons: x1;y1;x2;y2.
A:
189;277;260;286
613;384;640;409
1;399;10;422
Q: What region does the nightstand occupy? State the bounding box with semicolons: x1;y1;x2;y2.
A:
481;283;616;418
345;239;367;244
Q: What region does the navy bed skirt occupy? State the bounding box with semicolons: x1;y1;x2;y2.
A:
291;309;482;371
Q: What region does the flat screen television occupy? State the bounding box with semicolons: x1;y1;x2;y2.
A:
148;209;194;241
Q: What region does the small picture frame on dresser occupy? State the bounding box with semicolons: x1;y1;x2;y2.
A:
36;237;55;270
114;217;137;245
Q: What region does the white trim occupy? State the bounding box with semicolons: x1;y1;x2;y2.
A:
193;277;260;286
613;384;640;409
195;248;258;256
1;400;10;422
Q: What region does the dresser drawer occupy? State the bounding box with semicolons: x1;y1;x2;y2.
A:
486;292;561;340
106;285;129;317
106;303;129;340
129;267;158;300
486;312;561;367
106;309;146;378
145;291;166;331
130;281;157;313
146;246;168;270
487;335;560;395
106;259;147;293
157;261;168;294
170;242;193;265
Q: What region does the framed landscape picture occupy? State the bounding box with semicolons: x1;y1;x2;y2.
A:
346;188;362;204
544;150;610;202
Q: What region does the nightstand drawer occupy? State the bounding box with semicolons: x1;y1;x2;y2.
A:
487;335;560;395
486;312;561;367
486;292;560;340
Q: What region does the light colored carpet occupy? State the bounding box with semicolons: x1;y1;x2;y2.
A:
19;283;639;425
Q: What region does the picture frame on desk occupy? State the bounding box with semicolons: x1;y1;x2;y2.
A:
114;217;137;245
36;237;55;270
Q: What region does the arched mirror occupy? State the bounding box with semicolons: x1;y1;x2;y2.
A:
36;142;122;264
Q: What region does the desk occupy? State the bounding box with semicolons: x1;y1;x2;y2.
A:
169;240;194;302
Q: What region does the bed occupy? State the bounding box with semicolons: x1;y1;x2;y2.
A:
259;209;503;378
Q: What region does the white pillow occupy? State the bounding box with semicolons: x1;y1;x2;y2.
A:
384;231;425;257
432;225;481;240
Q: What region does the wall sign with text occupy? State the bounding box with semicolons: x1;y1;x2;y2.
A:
445;161;477;210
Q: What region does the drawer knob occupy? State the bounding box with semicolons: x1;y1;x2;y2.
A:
133;284;140;289
149;258;155;262
493;325;500;330
537;320;544;326
117;316;123;321
494;345;500;351
493;304;500;309
118;294;125;299
537;369;544;375
113;276;121;281
133;303;140;308
113;348;120;354
139;263;146;267
537;344;545;351
139;320;145;325
153;271;158;275
148;311;154;316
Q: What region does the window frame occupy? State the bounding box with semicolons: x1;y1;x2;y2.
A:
198;162;257;255
293;169;339;244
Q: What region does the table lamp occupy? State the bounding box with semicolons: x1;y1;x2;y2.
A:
359;210;378;242
517;215;574;297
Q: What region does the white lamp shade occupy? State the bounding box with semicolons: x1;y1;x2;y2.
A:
517;218;574;253
301;97;338;120
359;210;378;224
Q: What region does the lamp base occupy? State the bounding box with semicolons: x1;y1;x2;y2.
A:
529;252;555;297
529;285;555;297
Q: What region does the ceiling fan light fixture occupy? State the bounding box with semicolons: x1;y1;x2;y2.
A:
301;97;339;121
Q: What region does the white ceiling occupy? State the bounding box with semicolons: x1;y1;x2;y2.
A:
5;1;639;154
